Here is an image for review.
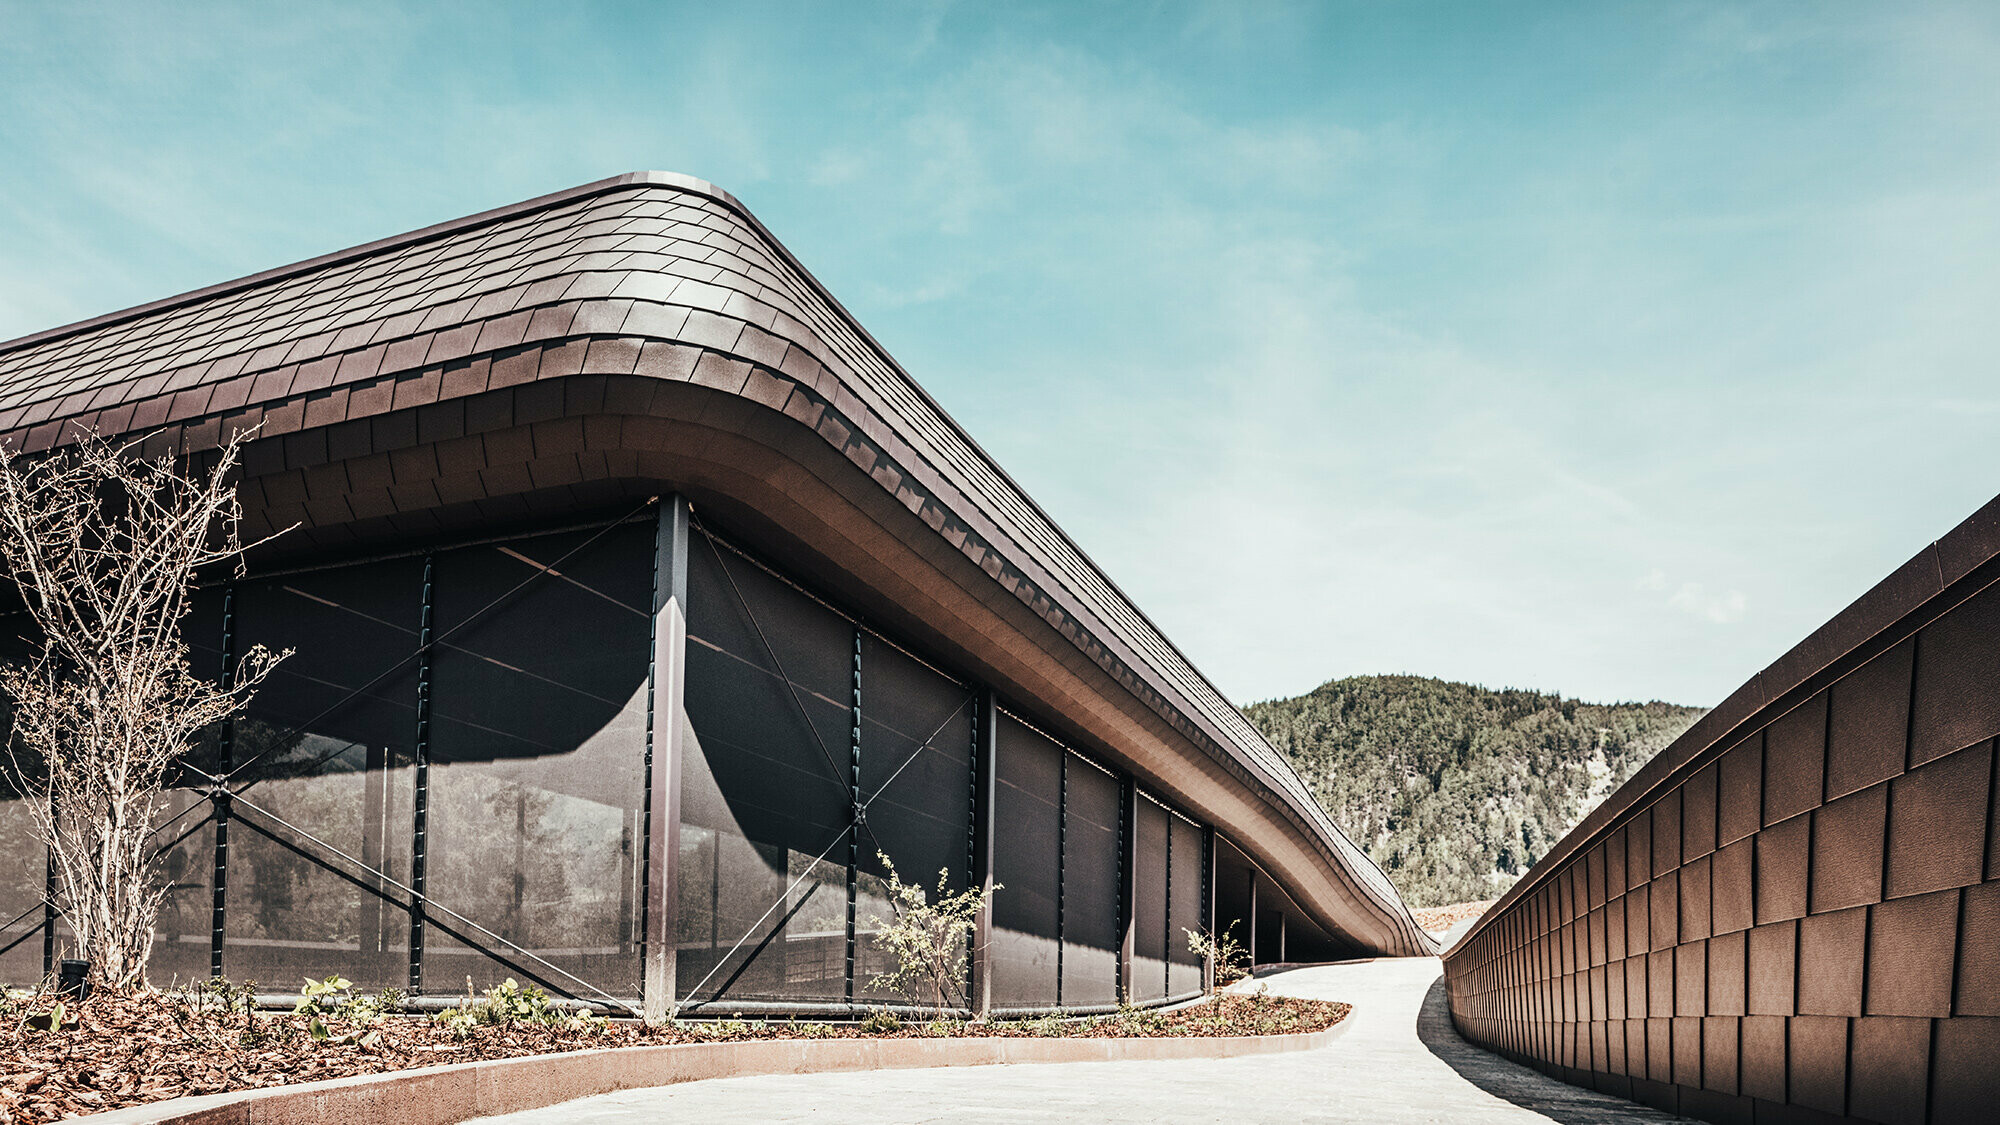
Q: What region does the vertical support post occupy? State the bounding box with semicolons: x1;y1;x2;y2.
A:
641;496;690;1023
1202;826;1217;994
1055;751;1067;1006
210;583;237;979
1247;872;1259;970
1117;774;1137;1003
41;854;55;981
408;554;435;993
1162;815;1172;999
968;687;998;1017
361;744;388;968
1279;913;1288;965
845;627;861;1009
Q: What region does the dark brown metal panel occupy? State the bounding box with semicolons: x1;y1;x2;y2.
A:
1787;1015;1849;1117
1957;881;2000;1015
1824;637;1913;802
1846;1016;1930;1125
1653;791;1683;878
1683;764;1718;862
1652;870;1680;952
1757;815;1812;924
1681;855;1712;943
1704;1012;1736;1088
1910;584;2000;767
1676;941;1707;1018
1932;1016;2000;1125
1738;1015;1787;1103
1747;921;1797;1017
1765;696;1829;827
1629;813;1652;892
1796;907;1866;1018
1628;883;1653;954
1809;785;1887;914
1672;1016;1702;1087
1712;837;1754;935
1649;949;1675;1019
1865;888;1957;1018
1708;929;1746;1017
1885;740;1991;899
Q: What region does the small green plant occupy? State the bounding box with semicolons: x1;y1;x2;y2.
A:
858;1008;902;1034
864;851;995;1019
294;974;354;1016
431;977;600;1039
24;998;67;1033
1110;1001;1167;1036
1185;922;1250;990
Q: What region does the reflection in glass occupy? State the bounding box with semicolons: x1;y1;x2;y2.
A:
427;524;652;999
1132;797;1169;1001
0;613;43;986
1060;754;1121;1006
853;633;972;1005
679;535;853;1005
1168;813;1204;996
989;713;1061;1007
224;560;421;989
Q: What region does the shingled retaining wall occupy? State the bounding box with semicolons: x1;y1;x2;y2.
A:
1443;493;2000;1125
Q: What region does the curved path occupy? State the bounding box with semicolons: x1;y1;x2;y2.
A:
469;958;1690;1124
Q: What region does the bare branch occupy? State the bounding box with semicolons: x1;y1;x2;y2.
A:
0;427;286;990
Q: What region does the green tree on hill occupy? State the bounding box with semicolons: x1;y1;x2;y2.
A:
1244;675;1703;908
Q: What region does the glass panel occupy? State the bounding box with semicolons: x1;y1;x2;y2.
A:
1168;815;1204;996
0;613;44;986
1213;841;1254;961
148;796;214;986
853;634;972;1006
428;523;652;1000
224;559;421;990
989;713;1060;1007
1061;754;1121;1007
1132;797;1169;1001
678;534;853;1005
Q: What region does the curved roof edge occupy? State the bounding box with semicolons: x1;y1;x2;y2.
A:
0;172;1430;955
1448;488;2000;955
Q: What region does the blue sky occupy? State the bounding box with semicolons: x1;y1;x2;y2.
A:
2;2;1996;708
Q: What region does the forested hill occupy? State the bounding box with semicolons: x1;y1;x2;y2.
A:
1243;675;1705;909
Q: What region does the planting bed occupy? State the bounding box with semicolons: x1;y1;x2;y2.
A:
0;989;1347;1122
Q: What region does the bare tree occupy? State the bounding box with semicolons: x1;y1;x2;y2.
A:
0;431;285;990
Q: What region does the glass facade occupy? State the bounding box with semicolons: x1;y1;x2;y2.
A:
0;507;1224;1012
1060;753;1122;1006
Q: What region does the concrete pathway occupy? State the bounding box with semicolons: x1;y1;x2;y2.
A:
469;958;1692;1124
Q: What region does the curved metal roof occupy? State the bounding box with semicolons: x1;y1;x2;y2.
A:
0;172;1431;956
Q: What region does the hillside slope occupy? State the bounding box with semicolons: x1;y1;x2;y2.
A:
1244;675;1704;908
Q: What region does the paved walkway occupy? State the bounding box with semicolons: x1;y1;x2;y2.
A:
470;958;1691;1124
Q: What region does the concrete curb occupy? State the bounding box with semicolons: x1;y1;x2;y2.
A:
79;1016;1352;1124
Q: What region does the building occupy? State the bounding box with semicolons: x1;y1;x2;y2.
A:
0;172;1429;1018
1443;490;2000;1124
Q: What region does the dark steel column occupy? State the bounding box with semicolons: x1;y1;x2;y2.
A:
1055;751;1067;1006
1247;871;1259;969
41;854;54;981
407;554;435;993
640;496;690;1023
1202;826;1217;993
1117;774;1136;1003
845;627;861;1008
968;687;998;1016
210;583;237;979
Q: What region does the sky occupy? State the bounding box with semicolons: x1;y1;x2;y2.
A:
1;2;1996;709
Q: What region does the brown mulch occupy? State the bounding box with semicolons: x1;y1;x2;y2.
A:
1412;899;1496;935
0;990;1348;1122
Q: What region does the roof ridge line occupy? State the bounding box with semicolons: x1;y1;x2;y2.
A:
0;171;738;357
